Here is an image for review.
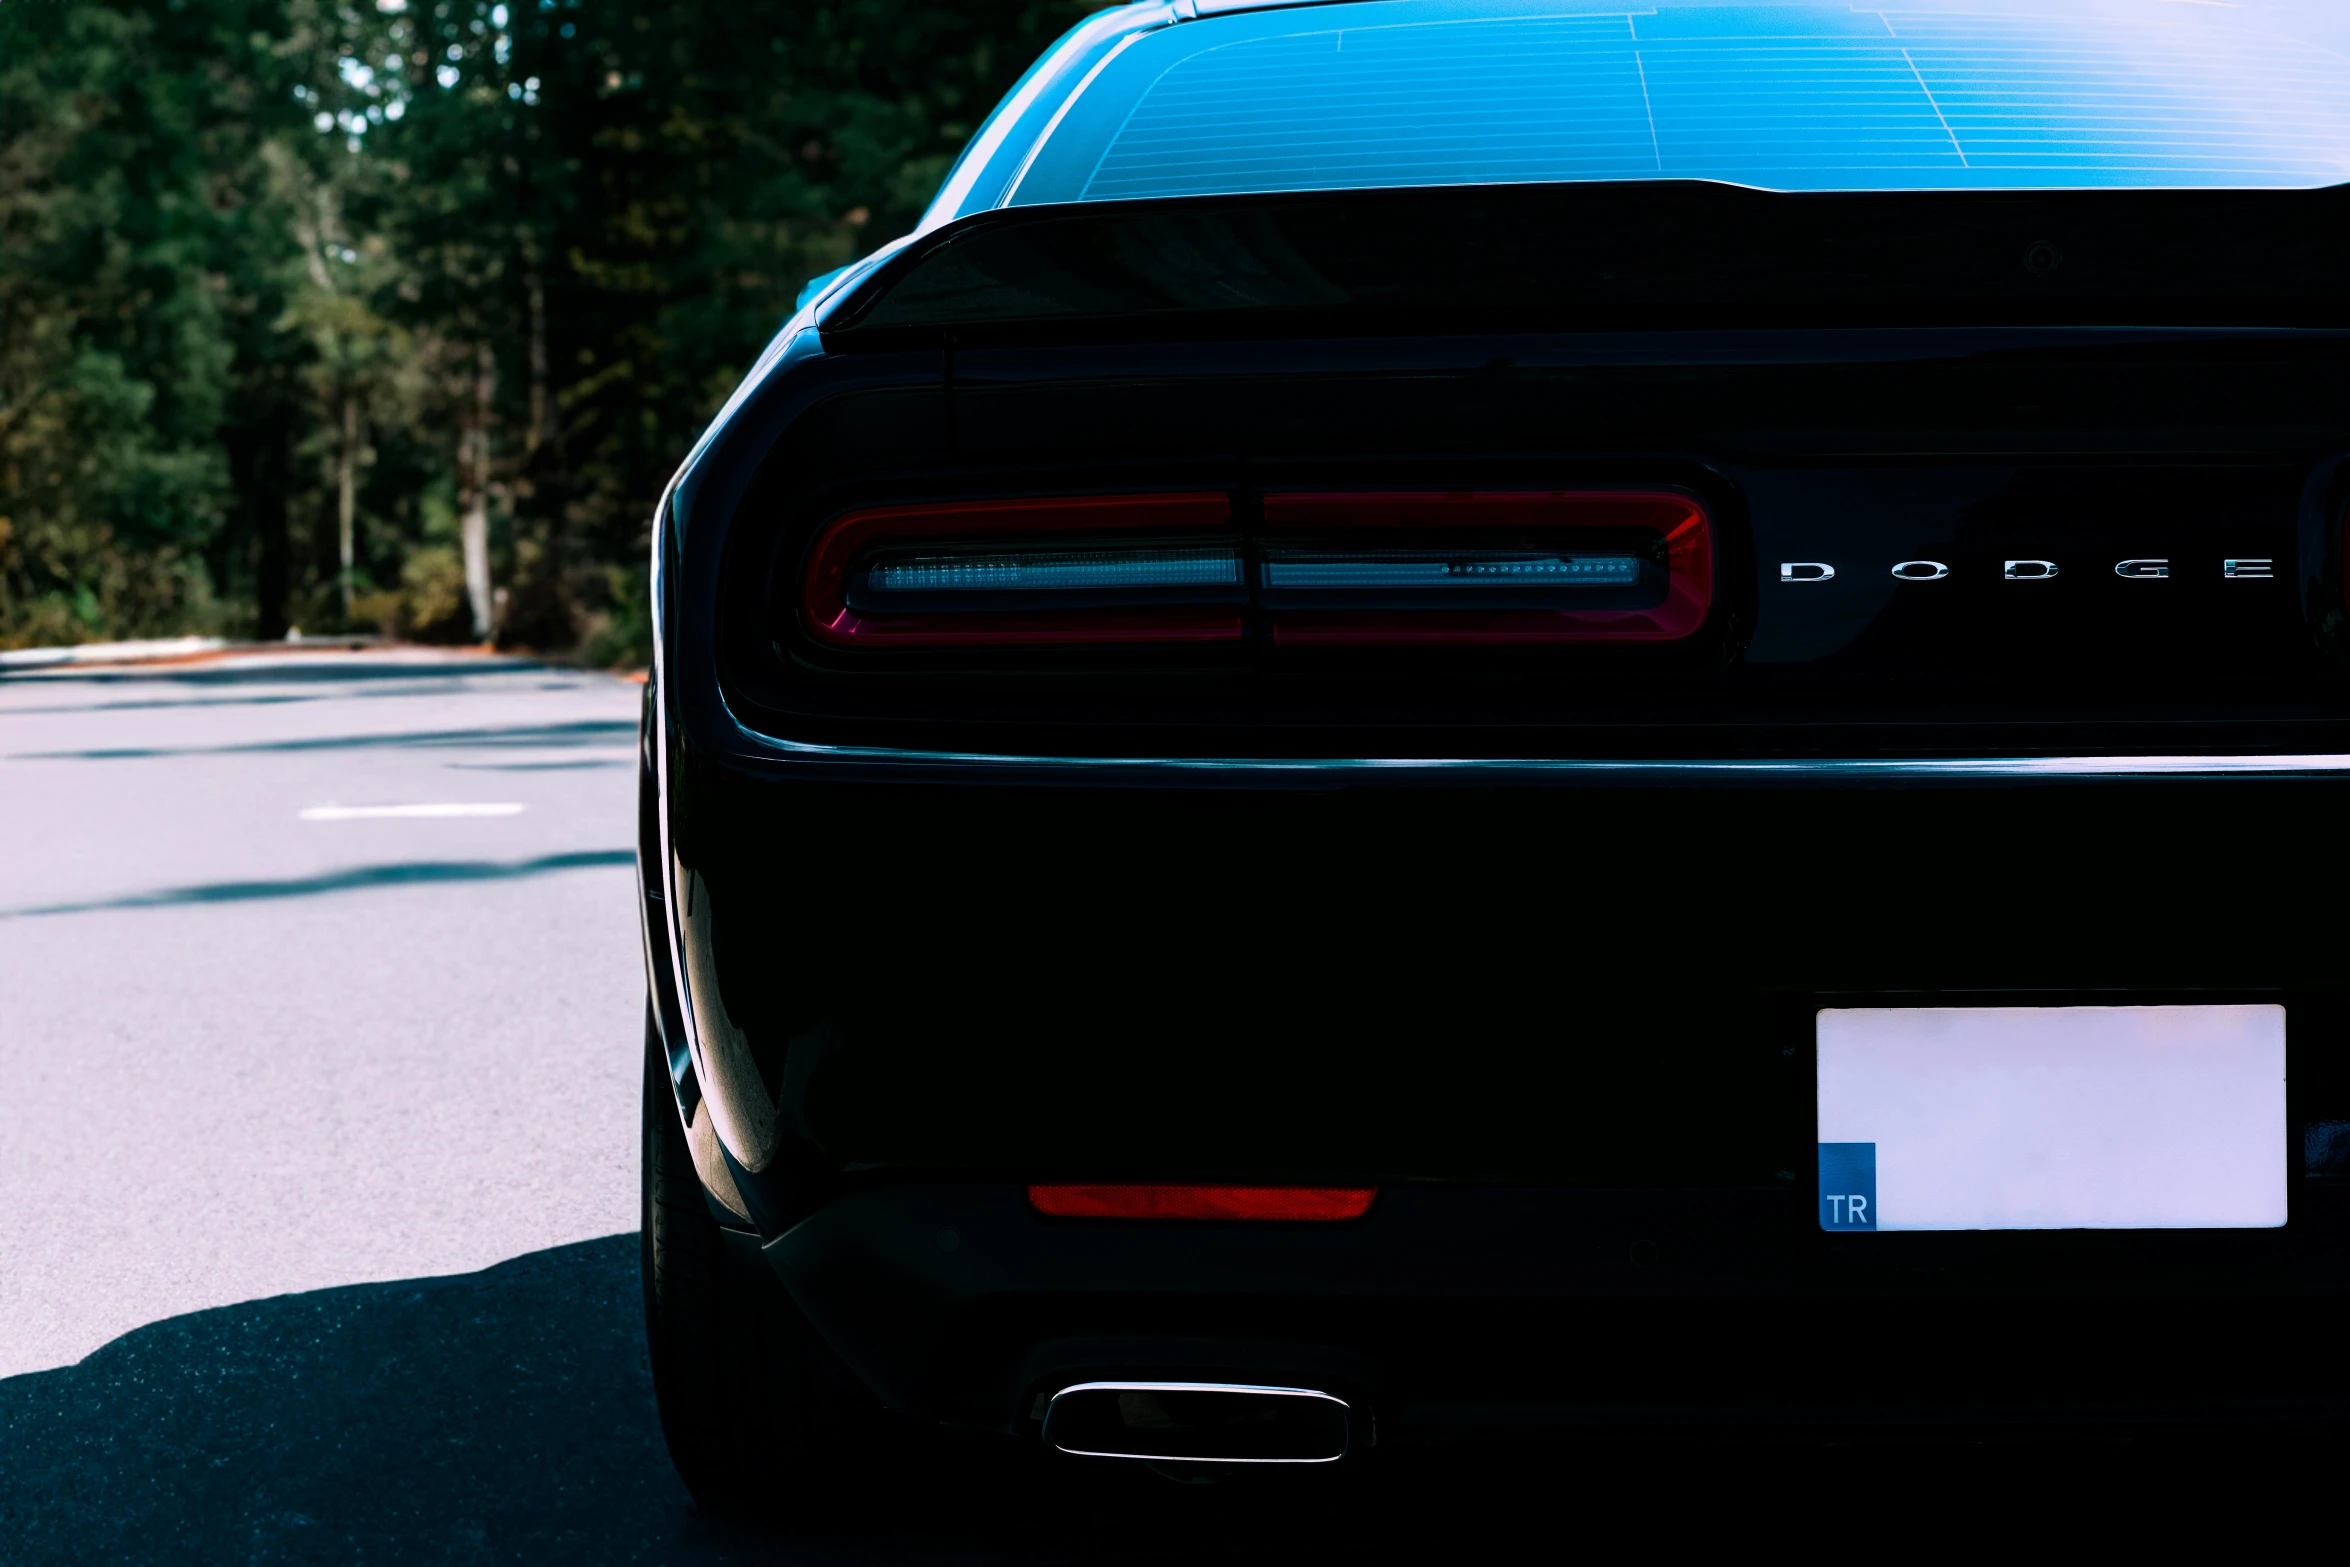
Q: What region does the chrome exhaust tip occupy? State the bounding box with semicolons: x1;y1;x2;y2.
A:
1042;1381;1352;1464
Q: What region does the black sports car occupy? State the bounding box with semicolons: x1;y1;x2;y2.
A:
638;0;2350;1505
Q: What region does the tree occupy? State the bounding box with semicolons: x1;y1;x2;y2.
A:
0;0;294;643
1;0;1088;655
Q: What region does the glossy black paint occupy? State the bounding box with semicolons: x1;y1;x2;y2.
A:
644;192;2350;1438
832;184;2350;340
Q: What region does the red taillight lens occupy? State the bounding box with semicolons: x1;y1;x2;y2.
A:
1260;490;1710;645
1027;1184;1377;1221
802;494;1244;648
800;489;1712;651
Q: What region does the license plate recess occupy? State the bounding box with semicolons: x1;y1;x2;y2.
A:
1815;1003;2286;1232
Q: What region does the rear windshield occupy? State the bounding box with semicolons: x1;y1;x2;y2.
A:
1001;0;2350;204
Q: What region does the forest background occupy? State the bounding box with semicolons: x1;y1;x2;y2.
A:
0;0;1085;659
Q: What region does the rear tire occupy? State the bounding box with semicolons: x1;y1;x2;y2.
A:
641;1008;868;1515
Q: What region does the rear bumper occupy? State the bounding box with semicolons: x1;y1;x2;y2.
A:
767;1181;2350;1438
658;762;2350;1188
653;746;2350;1439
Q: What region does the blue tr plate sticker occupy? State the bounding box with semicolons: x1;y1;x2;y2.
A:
1818;1142;1877;1231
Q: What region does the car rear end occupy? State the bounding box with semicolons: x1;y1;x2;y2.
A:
642;0;2350;1481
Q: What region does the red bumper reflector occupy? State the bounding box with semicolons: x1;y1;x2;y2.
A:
1027;1184;1377;1221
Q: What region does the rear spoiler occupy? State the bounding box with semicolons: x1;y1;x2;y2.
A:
820;180;2350;347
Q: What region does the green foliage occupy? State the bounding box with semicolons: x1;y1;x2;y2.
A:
0;0;305;643
0;0;1088;653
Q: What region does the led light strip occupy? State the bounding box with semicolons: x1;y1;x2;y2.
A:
864;549;1242;594
1262;553;1644;588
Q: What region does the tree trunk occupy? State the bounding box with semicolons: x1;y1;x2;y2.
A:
525;271;549;459
229;406;292;641
460;342;496;641
336;391;358;620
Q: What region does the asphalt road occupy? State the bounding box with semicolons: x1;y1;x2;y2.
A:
0;648;645;1379
0;649;2331;1562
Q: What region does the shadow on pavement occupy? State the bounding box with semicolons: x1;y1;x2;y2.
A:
4;849;636;919
0;1237;1385;1566
0;680;603;719
13;718;636;762
4;1233;2340;1564
0;656;555;691
0;1238;702;1565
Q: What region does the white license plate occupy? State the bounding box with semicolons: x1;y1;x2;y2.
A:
1817;1004;2287;1232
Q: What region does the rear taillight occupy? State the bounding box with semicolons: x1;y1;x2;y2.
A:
1260;491;1710;644
799;489;1710;650
1027;1184;1377;1221
802;493;1244;648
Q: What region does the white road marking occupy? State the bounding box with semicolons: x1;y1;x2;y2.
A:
299;802;527;820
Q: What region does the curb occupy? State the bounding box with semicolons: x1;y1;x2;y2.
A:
0;635;399;673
